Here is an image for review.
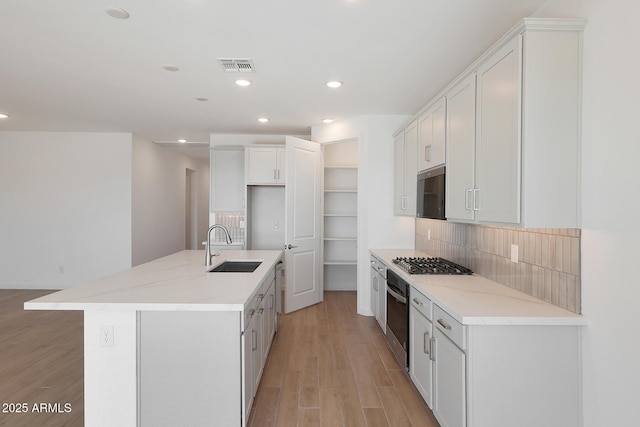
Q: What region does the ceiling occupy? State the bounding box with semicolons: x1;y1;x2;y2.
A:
0;0;547;155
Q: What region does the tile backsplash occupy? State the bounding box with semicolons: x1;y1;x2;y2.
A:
415;219;581;314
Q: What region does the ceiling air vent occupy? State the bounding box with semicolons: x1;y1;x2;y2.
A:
217;58;255;73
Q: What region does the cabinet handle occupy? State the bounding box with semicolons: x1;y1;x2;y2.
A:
425;144;432;162
429;337;436;361
269;294;274;310
424;330;430;355
437;318;452;330
401;196;407;210
248;309;255;318
465;189;472;211
412;297;424;307
274;169;277;180
277;169;280;180
252;330;257;351
473;189;480;211
257;308;264;315
371;261;376;267
257;293;264;302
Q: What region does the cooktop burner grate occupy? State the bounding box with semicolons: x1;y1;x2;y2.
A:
392;257;473;275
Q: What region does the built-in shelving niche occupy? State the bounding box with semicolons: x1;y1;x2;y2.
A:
322;141;358;291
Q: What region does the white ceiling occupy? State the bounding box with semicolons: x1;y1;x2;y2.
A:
0;0;547;151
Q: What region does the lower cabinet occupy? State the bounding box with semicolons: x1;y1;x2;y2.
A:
432;328;466;427
242;275;277;426
409;286;582;427
409;293;433;407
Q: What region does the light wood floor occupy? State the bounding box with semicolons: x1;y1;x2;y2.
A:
0;290;439;427
0;289;84;427
248;291;440;427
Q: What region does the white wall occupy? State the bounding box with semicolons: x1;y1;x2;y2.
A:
534;1;639;425
131;135;209;266
312;115;414;315
0;132;132;289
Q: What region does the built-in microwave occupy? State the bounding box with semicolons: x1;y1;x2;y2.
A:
416;166;445;220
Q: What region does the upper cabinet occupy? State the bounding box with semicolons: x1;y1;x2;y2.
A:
394;120;418;216
211;149;245;212
418;97;446;172
398;18;586;228
246;146;286;185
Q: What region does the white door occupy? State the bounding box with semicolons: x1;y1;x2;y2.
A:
284;136;322;313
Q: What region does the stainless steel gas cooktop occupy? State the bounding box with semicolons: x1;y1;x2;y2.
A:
392;257;473;275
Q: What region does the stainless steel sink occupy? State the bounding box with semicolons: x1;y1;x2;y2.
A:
209;261;262;273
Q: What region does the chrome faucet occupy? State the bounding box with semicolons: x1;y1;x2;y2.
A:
205;224;233;266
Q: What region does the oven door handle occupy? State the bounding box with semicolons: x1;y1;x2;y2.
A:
387;286;407;305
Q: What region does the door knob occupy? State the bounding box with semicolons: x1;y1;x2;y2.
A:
285;244;298;250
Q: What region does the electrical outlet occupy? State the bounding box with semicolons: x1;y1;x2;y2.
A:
239;220;245;229
511;244;519;263
99;326;114;347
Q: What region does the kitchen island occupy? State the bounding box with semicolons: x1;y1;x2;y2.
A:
24;249;283;427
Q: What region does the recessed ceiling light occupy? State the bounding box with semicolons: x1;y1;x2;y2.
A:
322;118;334;124
0;113;8;119
105;7;130;20
258;117;269;123
326;81;343;88
195;97;208;102
163;65;180;72
235;79;252;87
178;139;187;143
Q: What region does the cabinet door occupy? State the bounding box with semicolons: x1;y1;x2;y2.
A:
263;279;276;362
276;147;286;184
409;305;433;407
433;329;466;427
247;147;278;184
211;150;245;212
377;272;386;332
419;97;446;172
242;320;254;426
370;267;379;319
475;36;521;224
393;132;406;215
446;74;477;221
404;121;418;215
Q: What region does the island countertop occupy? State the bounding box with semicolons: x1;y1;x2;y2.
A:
371;249;586;326
24;250;283;312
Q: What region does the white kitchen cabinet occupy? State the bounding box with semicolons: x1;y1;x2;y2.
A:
241;271;277;426
445;74;476;222
432;307;466;427
394;120;418;216
211;149;245;212
370;255;386;332
409;289;433;407
443;19;585;227
418;97;446;172
474;36;521;224
246;146;286;185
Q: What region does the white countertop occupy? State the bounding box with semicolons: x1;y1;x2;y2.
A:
24;250;283;312
371;249;586;326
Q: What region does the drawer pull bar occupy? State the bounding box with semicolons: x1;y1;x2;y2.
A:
412;297;424;307
437;318;452;330
423;330;430;355
429;337;436;361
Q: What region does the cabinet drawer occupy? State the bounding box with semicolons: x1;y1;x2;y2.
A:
410;286;432;320
433;305;465;350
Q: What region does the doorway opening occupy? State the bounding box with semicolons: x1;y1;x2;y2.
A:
185;168;198;250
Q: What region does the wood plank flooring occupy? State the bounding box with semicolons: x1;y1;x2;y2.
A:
249;291;440;427
0;289;84;427
0;290;439;427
